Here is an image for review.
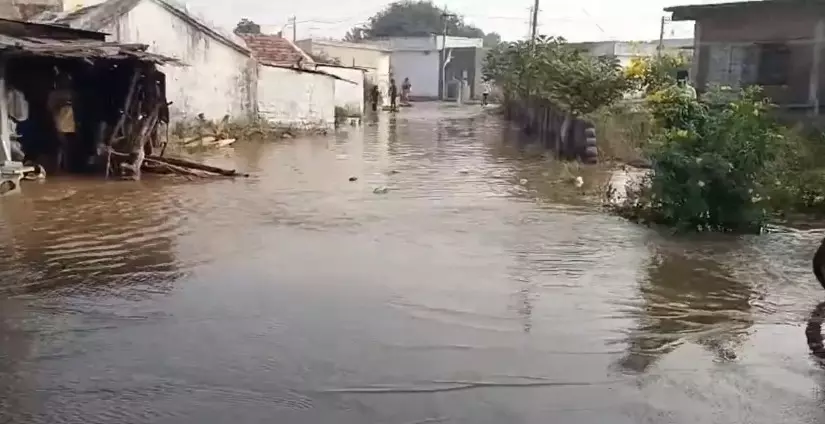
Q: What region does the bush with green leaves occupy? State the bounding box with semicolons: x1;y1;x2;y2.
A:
625;53;691;95
615;86;786;232
483;36;629;116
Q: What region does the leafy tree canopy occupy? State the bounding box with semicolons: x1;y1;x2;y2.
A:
345;1;487;42
234;18;261;35
482;32;502;48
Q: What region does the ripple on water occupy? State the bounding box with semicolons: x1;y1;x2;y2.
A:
2;104;825;423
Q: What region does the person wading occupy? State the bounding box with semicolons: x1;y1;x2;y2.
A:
401;77;411;105
389;78;398;112
47;72;76;172
370;85;381;112
481;81;491;106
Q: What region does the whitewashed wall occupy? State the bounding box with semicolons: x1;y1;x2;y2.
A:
390;50;439;98
98;0;254;122
297;40;391;103
316;65;363;116
257;65;335;128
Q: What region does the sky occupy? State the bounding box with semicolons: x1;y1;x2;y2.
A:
183;0;727;43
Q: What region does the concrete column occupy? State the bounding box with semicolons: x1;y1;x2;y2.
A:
691;21;702;89
0;58;11;165
810;18;825;116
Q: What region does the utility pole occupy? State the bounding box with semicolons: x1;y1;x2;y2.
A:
440;8;456;100
657;15;666;58
530;0;539;43
526;6;534;40
290;16;297;41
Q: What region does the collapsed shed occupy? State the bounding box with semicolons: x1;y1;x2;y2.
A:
0;18;179;180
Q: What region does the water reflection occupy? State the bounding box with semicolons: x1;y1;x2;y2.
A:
0;181;183;297
1;103;824;423
0;300;34;422
806;301;825;363
616;240;755;373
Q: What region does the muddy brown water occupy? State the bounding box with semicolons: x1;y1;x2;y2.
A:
2;103;825;423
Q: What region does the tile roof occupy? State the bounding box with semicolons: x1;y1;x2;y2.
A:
240;34;313;66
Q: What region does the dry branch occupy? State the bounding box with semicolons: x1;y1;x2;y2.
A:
145;155;248;177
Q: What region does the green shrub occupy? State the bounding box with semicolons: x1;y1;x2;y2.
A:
615;86;785;232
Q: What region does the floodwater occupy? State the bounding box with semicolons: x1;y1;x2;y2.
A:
1;103;825;424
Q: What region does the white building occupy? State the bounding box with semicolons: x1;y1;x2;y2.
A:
315;64;364;117
297;38;390;104
242;34;339;128
34;0;256;123
0;0;62;20
370;35;484;100
572;38;694;68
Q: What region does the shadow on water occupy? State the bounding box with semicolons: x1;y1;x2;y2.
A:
615;237;756;374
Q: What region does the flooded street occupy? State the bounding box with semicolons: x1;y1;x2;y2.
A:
3;103;825;423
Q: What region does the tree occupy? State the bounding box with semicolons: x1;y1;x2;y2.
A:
344;27;366;42
344;1;485;41
483;36;629;158
625;53;691;95
309;51;342;65
234;18;261;35
482;32;501;48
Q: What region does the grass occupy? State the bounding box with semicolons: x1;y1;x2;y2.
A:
589;102;654;165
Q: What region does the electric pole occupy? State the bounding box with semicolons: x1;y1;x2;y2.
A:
526;6;534;40
441;8;456;100
530;0;539;42
290;16;297;41
657;15;667;58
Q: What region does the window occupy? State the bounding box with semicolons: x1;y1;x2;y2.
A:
757;43;790;86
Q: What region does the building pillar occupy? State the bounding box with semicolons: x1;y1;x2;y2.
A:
690;21;702;88
0;56;27;196
810;19;825;116
0;58;10;165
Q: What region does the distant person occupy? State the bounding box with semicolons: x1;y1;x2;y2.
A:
370;85;381;112
389;78;398;112
482;81;491;106
676;70;697;99
401;77;411;104
47;72;76;172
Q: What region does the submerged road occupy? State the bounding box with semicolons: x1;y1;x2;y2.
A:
1;103;825;423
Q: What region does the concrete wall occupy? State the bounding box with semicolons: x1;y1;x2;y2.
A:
297;40;390;103
694;6;822;106
0;0;61;19
316;65;364;116
257;65;335;129
444;48;479;99
97;0;255;122
391;50;439;99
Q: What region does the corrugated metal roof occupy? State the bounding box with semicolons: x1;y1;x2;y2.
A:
665;0;817;21
0;32;179;63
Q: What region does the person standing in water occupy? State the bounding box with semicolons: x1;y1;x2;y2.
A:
47;72;76;172
481;81;491;106
370;85;381;112
401;77;411;105
389;78;398;112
